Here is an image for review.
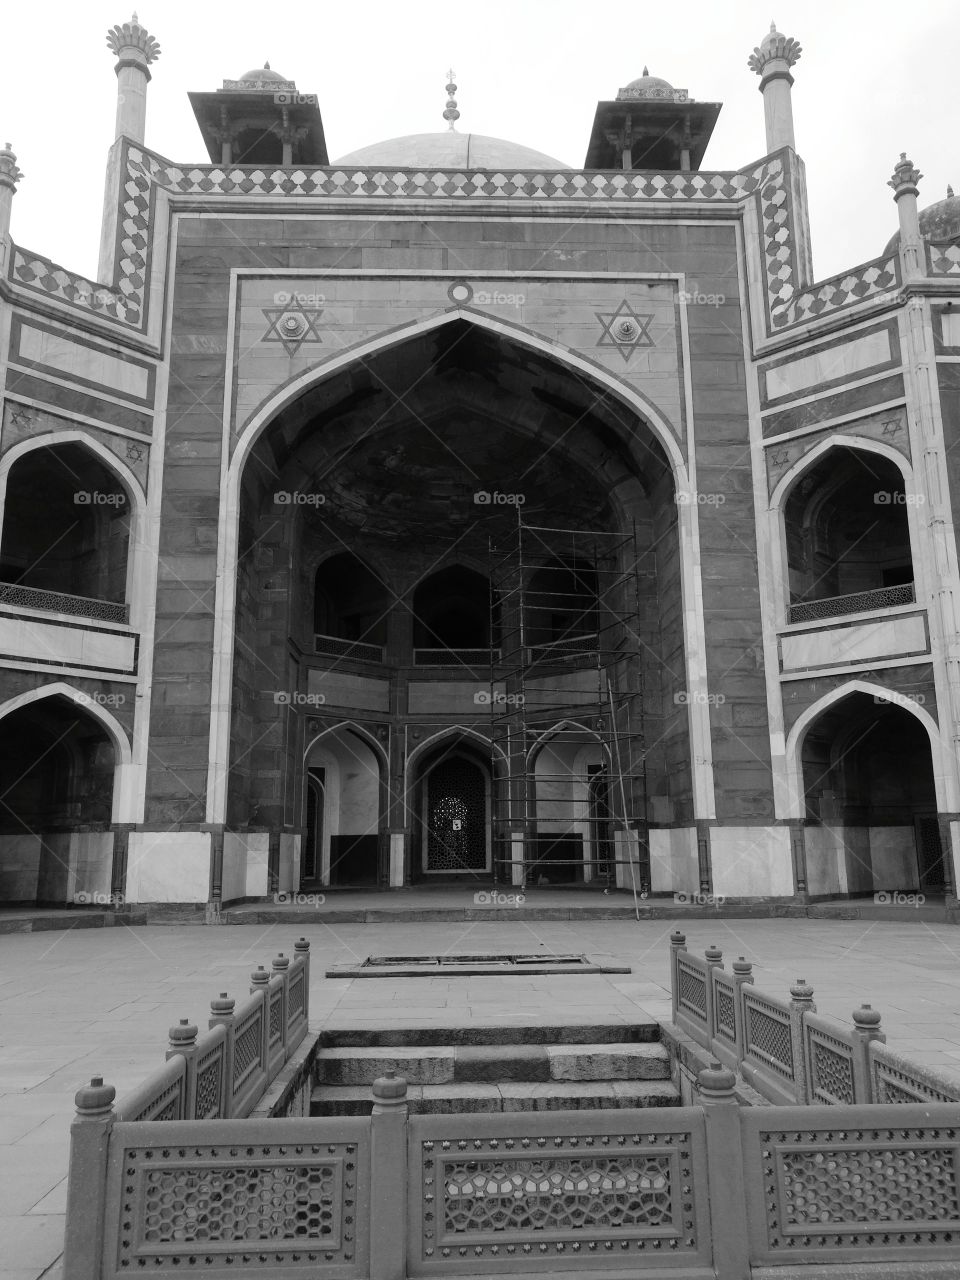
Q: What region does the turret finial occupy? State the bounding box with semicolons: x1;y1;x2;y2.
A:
443;69;460;130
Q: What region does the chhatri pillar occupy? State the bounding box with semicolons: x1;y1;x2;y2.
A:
106;12;161;144
748;21;802;154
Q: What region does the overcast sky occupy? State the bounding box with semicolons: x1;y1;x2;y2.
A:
1;0;957;283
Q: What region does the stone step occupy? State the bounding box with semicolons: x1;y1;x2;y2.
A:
317;1042;671;1085
318;1021;660;1048
311;1079;680;1116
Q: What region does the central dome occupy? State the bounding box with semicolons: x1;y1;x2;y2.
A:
334;131;570;170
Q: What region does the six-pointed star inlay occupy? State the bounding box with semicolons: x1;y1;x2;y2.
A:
595;301;655;361
261;299;325;356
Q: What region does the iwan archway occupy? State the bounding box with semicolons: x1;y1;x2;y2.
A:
213;316;710;895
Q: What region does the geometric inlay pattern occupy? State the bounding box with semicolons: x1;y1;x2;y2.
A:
194;1053;224;1120
260;298;324;355
115;1143;359;1269
444;1155;673;1230
5;139;908;347
595;301;654;361
6;142;890;346
746;1001;794;1078
232;1010;264;1094
872;1058;960;1105
420;1131;701;1259
760;1130;960;1249
269;991;284;1047
927;242;960;277
677;963;708;1019
809;1036;855;1105
714;986;737;1039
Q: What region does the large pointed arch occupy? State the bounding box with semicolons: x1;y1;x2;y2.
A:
206;310;716;824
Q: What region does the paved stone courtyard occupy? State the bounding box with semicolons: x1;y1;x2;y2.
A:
3;913;960;1279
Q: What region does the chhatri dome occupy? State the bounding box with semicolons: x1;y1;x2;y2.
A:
334;72;570;170
621;67;676;95
885;187;960;254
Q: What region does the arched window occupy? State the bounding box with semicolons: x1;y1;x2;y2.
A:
0;444;131;612
784;447;914;622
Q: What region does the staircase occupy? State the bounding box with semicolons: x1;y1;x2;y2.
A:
311;1022;679;1114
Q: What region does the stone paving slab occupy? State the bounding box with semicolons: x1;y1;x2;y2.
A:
3;914;960;1277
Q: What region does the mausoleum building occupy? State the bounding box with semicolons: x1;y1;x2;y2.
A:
1;18;958;909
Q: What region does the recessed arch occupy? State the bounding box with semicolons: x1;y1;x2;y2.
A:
784;678;958;817
769;435;924;629
770;434;914;511
0;681;132;771
526;719;610;767
302;718;389;774
0;432;148;623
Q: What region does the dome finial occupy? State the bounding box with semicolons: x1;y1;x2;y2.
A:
642;64;649;76
949;184;955;199
443;68;460;131
264;60;270;70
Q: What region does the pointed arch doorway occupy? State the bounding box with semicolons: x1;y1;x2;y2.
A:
414;744;492;880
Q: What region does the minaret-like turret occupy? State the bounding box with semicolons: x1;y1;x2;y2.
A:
0;143;23;259
106;13;161;144
748;21;802;154
889;153;924;281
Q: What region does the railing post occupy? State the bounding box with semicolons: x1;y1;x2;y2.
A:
167;1019;199;1118
209;992;236;1118
272;952;291;1059
251;964;271;1072
295;936;311;1025
731;956;753;1066
698;1062;751;1280
851;1004;885;1103
669;929;686;1021
789;978;816;1103
370;1071;408;1280
63;1076;116;1280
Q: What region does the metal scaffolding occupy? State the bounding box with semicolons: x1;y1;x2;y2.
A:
487;510;649;901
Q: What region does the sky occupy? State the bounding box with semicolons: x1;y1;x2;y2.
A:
1;0;957;283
